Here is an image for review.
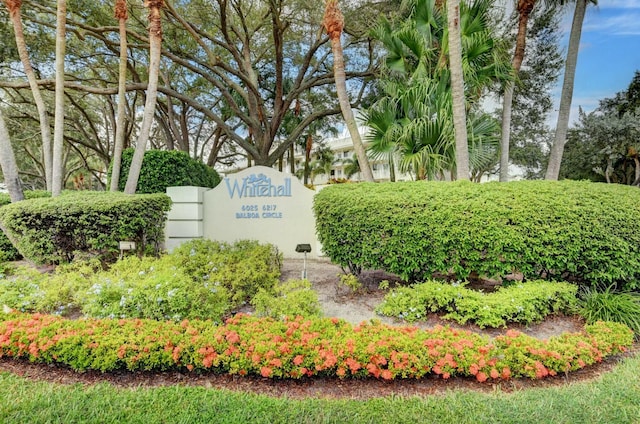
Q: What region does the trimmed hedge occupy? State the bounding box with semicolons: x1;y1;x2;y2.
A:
109;149;221;193
314;180;640;288
0;191;51;262
0;191;171;264
0;190;51;208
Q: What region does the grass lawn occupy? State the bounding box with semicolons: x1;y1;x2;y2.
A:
1;354;639;424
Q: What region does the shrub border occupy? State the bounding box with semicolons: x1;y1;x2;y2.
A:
0;313;632;381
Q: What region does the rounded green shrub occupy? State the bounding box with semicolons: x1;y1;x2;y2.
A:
0;190;51;261
0;236;18;262
168;239;282;305
109;149;221;193
314;180;640;289
0;191;171;264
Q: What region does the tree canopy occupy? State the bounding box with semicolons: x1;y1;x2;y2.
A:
0;0;386;188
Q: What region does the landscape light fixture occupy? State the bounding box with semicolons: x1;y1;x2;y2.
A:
295;243;312;279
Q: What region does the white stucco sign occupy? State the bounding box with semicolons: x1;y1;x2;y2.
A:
196;166;317;258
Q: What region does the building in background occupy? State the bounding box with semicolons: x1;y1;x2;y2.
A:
281;127;413;186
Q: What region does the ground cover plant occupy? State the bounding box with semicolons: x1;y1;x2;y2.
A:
0;236;636;403
80;256;232;321
314;180;640;288
376;280;579;328
0;313;632;381
0;260;101;316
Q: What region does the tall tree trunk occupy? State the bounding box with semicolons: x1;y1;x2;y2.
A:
110;0;128;192
124;0;164;194
632;155;640;186
323;0;374;182
447;0;469;181
304;134;311;185
499;85;515;182
289;144;295;174
499;0;536;182
546;0;588;180
4;0;53;191
51;0;67;196
0;109;24;202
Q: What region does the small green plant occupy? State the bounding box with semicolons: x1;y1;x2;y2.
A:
378;280;391;290
0;267;45;313
579;285;640;339
339;273;362;293
251;279;322;319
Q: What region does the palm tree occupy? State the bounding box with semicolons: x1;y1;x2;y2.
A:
308;146;337;184
2;0;53;191
387;79;454;180
124;0;164;194
447;0;470;180
499;0;538;182
303;134;313;185
468;113;500;181
546;0;595;180
323;0;374;182
342;154;362;179
51;0;67;196
109;0;129;192
366;0;510;180
0;109;24;202
365;99;399;182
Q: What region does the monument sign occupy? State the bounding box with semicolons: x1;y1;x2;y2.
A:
165;166;318;258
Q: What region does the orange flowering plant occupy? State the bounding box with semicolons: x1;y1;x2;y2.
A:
0;313;632;382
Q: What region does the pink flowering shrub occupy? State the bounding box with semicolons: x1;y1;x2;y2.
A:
0;313;633;382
